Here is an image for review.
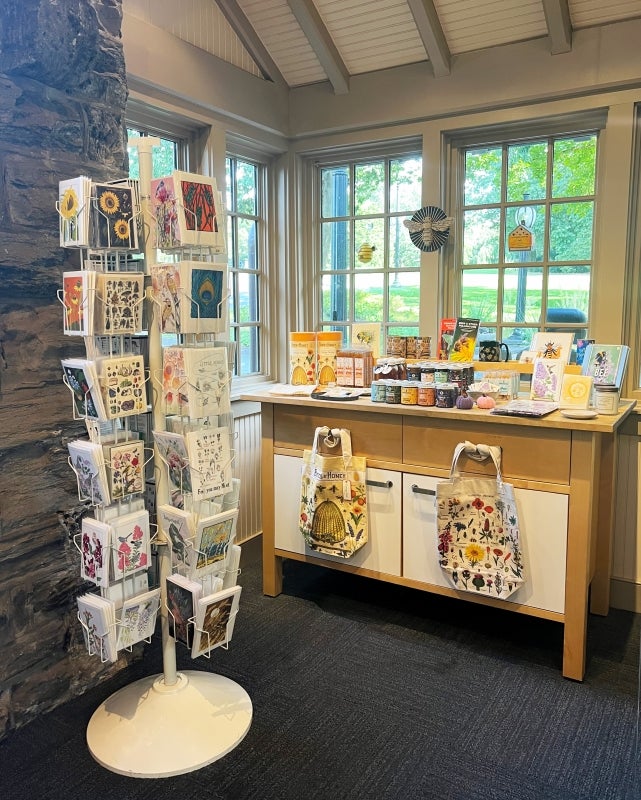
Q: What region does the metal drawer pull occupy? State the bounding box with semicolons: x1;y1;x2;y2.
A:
411;484;436;496
366;479;393;488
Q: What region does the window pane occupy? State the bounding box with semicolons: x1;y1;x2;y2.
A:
237;218;257;270
354;272;383;321
322;273;351;323
461;269;498;323
237;325;259;375
505;203;545;263
389;157;422;212
321;166;350;218
237;272;258;323
503;267;543;323
321;221;351;271
235;160;257;215
388;271;420;322
463;208;501;264
552;135;597;198
354;218;384;268
549;202;594;261
227;215;234;268
547;266;590;319
389;215;420;268
464;147;502;205
506;141;548;202
225;157;233;209
355;162;384;215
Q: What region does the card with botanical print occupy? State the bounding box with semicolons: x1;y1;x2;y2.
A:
157;504;196;573
61;270;95;335
152;430;192;508
179;261;227;334
191;585;241;658
99;355;147;419
186;426;233;501
183;346;231;418
115;588;161;650
80;516;111;587
58;176;91;247
67;439;110;506
92;183;138;249
96;272;144;334
111;509;151;580
193;508;238;578
166;573;202;647
61;358;106;420
77;593;117;662
150;175;180;249
105;439;145;500
162;346;189;416
174;171;225;251
150;262;182;333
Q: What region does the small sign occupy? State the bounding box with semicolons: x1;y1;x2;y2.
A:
508;224;533;251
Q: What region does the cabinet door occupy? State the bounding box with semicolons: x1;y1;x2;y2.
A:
274;454;402;576
402;473;568;613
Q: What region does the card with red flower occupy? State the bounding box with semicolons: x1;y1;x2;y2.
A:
111;509;151;580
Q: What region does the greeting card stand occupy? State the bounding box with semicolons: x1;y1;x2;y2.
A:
85;137;252;778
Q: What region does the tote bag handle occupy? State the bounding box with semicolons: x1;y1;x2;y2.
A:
450;440;503;483
311;426;354;470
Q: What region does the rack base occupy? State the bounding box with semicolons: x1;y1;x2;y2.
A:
86;670;252;778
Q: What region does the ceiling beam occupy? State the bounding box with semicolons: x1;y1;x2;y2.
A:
286;0;350;95
214;0;287;85
406;0;451;78
542;0;573;54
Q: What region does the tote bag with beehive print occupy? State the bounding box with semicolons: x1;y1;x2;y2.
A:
299;427;368;558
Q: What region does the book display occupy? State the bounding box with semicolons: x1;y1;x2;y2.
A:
56;138;251;777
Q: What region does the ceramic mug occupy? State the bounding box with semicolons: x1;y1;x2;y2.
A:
478;340;510;362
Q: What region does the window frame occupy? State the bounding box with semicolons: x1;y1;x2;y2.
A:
444;112;607;360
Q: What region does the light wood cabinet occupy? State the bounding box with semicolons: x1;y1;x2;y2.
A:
244;390;634;680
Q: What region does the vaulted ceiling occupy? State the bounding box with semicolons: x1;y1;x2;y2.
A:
124;0;641;95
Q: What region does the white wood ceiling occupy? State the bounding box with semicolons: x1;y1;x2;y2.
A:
124;0;641;92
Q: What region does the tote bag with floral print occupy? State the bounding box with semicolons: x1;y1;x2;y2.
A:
436;441;525;599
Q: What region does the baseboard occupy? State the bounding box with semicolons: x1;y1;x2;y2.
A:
609;577;641;613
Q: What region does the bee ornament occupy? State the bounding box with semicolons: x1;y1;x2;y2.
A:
403;205;454;252
357;242;376;263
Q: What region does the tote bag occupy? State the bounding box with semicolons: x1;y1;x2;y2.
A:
436;441;525;599
299;426;368;558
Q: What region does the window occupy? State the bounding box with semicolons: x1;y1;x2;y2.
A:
317;153;422;351
455;132;598;359
126;128;180;179
226;155;264;377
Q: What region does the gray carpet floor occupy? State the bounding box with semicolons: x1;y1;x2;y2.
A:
1;536;640;800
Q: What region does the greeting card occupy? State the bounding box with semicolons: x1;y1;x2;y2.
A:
152;430;192;507
193;508;238;578
92;183;138;250
77;593;117;662
174;171;225;251
61;358;106;420
116;588;161;650
105;439;145;500
150;175;180;249
67;439;110;505
99;355;147;419
529;357;564;402
186;426;233;501
111;509;151;580
80;516;111;587
191;585;241;658
150;261;182;333
166;573;202;647
179;262;227;334
96;272;144;334
61;271;95;336
157;504;196;573
183;346;231;418
58;176;91;248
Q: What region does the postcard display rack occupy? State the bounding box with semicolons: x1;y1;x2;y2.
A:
57;138;251;777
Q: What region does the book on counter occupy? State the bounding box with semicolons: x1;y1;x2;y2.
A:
449;317;480;362
581;343;629;388
490;400;559;418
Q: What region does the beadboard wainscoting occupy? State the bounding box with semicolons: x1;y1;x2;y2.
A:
232;403;262;543
611;418;641;612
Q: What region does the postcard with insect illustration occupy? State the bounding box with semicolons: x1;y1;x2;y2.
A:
100;355;147;419
96;272;144;334
530;332;574;365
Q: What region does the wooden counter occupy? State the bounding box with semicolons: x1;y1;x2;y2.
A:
243;389;635;680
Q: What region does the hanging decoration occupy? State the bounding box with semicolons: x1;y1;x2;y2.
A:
403;205;453;252
357;242;376;263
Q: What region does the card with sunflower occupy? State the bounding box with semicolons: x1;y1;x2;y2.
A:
92;184;138;249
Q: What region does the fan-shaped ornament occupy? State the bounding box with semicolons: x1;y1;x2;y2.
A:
403;206;454;252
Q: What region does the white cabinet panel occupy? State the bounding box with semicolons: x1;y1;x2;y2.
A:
402;474;568;613
274;454;402;576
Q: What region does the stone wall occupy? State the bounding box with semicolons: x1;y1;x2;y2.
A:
0;0;134;738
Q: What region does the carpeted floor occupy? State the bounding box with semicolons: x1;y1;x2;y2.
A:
1;536;640;800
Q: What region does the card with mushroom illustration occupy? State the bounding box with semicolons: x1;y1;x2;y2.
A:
99;355;147;419
96;272;144;334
